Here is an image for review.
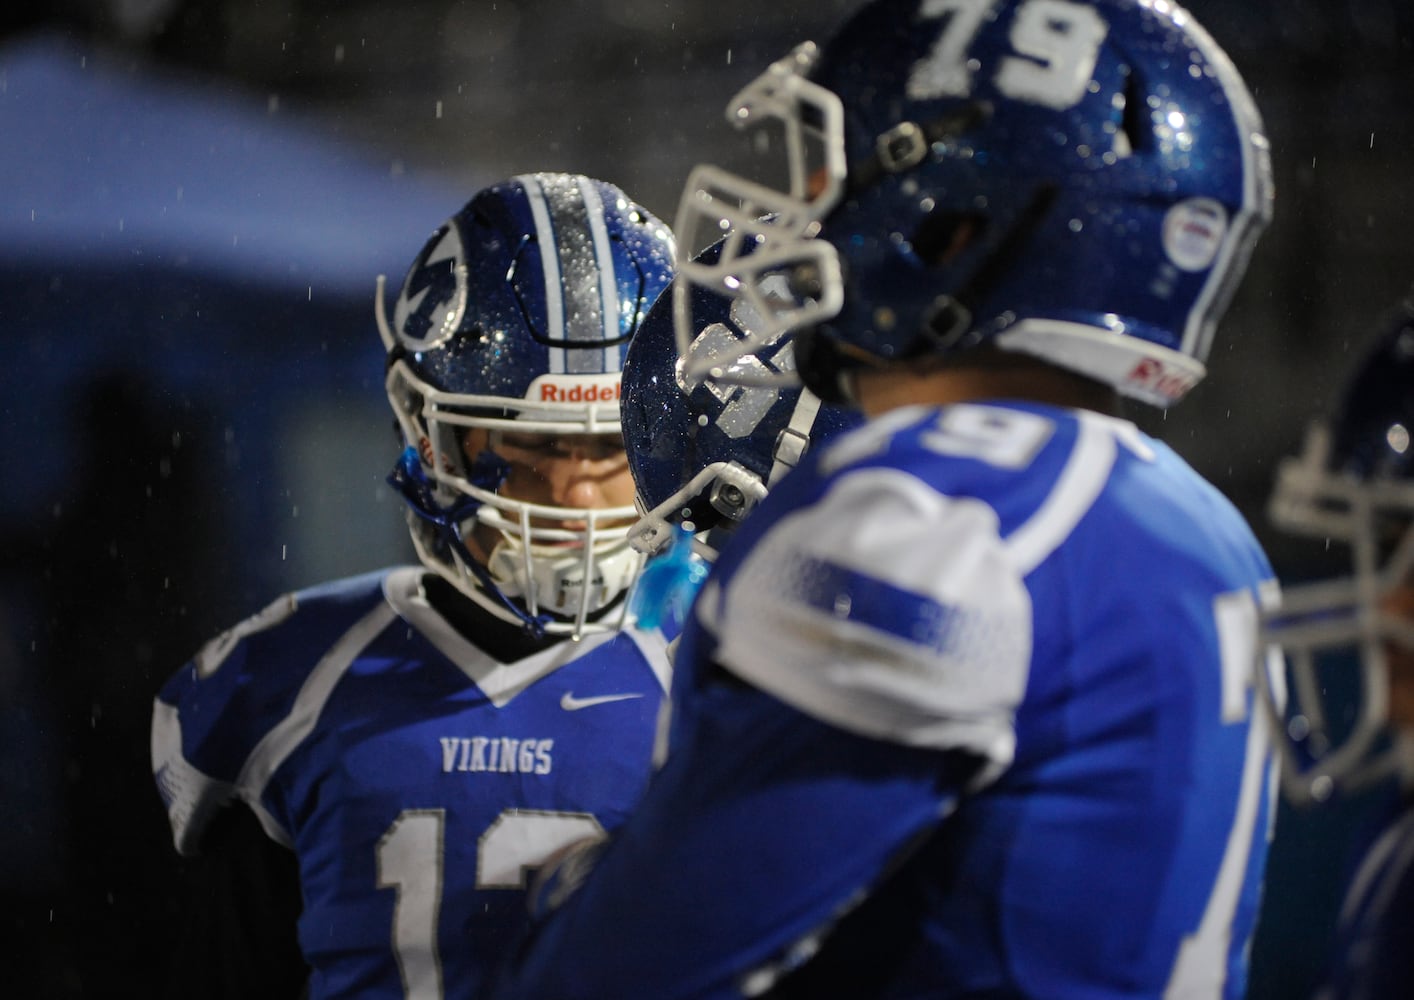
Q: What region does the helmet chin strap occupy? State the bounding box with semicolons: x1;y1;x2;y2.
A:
483;532;634;618
766;386;823;487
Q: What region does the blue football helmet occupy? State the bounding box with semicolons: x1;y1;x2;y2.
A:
673;0;1273;406
377;173;676;637
1263;294;1414;803
622;241;864;562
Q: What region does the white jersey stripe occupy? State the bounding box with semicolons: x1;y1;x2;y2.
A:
623;625;674;697
236;600;398;806
382;566;627;707
1178;15;1269;360
152;700;240;854
1004;415;1117;575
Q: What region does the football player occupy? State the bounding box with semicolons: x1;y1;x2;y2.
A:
150;173;676;999
484;3;1280;998
1260;295;1414;999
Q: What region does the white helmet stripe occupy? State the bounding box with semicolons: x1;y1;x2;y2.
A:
518;173;570;374
519;172;620;377
1177;12;1272;361
578;173;623;375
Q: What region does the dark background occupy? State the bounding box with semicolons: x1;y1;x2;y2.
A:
2;1;1411;995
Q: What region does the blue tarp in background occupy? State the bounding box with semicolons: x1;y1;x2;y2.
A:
2;32;468;572
0;34;471;995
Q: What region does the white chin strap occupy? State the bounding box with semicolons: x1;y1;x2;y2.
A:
485;535;642;622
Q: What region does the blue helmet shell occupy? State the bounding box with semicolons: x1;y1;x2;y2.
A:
387;172;675;402
673;0;1272;407
623;241;863;553
800;0;1272;405
1328;295;1414;481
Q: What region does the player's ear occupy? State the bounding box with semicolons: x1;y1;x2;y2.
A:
457;428;493;465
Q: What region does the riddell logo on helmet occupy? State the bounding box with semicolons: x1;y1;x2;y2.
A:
1126;358;1199;401
529;376;622;404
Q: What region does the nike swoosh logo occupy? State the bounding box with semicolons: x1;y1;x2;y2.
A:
560;691;645;711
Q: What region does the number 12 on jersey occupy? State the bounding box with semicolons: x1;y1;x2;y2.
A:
377;808;606;1000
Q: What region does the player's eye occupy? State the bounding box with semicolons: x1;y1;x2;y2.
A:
496;433;559;456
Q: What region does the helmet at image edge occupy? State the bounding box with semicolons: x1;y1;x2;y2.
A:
1262;294;1414;803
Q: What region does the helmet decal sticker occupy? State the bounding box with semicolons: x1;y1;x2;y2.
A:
392;221;468;353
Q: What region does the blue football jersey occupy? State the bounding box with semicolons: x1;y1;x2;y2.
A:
487;401;1281;999
152;566;671;1000
1318;799;1414;1000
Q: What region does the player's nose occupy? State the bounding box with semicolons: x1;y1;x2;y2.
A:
543;456;610;512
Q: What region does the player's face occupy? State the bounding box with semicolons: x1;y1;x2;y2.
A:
444;427;637;568
461;427;636;527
